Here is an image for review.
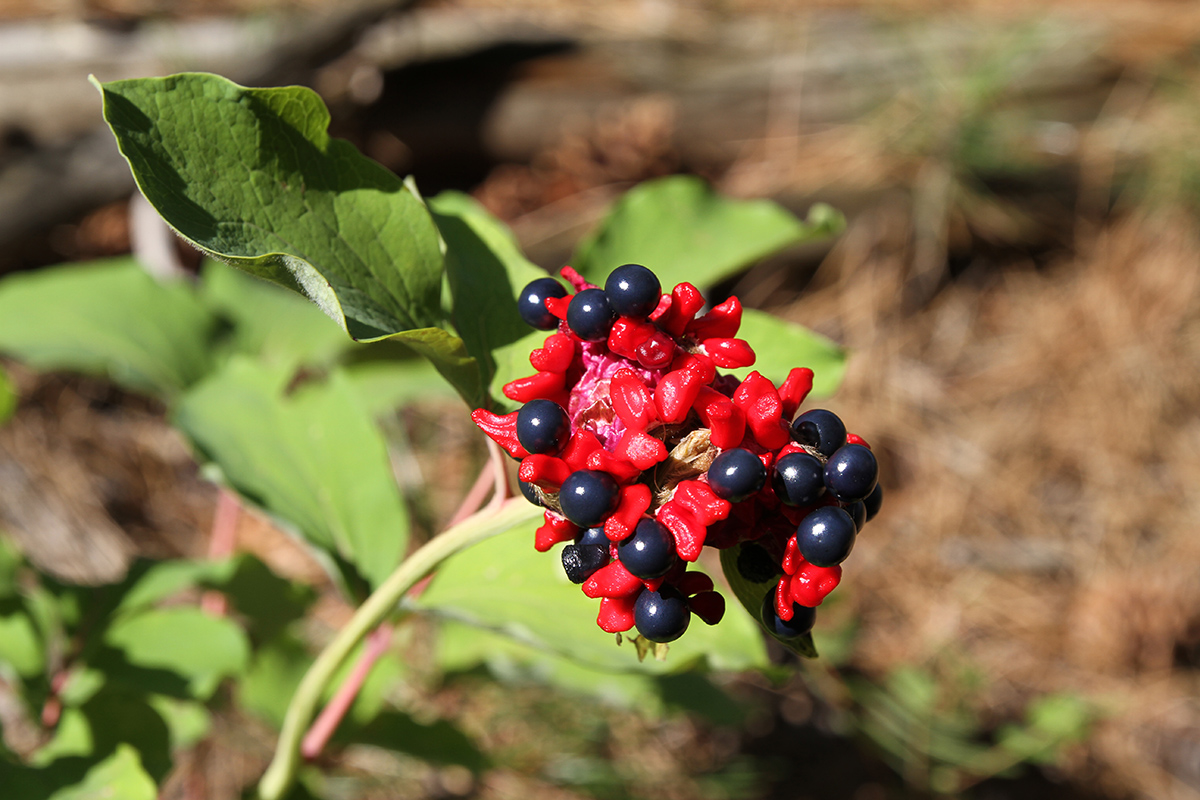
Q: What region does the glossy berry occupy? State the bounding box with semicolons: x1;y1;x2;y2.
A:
844;500;866;532
558;470;620;528
761;589;816;639
576;526;609;548
517;277;567;330
795;506;857;567
707;448;767;502
566;288;616;342
604;263;662;319
823;444;878;503
791;409;846;457
772;452;826;507
519;479;543;507
634;586;691;643
516;399;570;455
863;483;883;522
617;518;676;579
562;543;609;584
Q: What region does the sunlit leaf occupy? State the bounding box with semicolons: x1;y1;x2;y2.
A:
573;176;844;291
173;359;409;592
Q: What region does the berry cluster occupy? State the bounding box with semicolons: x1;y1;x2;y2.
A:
473;264;882;647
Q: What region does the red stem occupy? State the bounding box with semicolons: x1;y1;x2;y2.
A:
300;624;393;760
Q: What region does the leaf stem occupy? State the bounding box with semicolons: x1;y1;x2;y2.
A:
256;497;539;800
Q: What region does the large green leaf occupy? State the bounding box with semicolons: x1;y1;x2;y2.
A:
415;518;768;673
0;258;214;397
572;176;845;291
173;358;409;592
429;191;549;409
96;73;444;340
730;309;846;396
101;607;249;699
0;607;45;677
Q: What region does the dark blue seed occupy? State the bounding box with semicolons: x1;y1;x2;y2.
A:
791;409;846;457
566;288;616;342
516;399;570;455
761;589;816;639
707;448;767;502
604;263;661;319
795;506;857;567
823;444;878;503
863;483;883;522
517;277;567;330
575;526;609;548
634;587;691;643
844;500;866;532
772;452;826;507
561;544;609;584
558;470;620;528
519;479;543;507
617;518;676;579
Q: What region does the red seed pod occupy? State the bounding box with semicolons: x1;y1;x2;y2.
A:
703;338;756;369
604;484;653;541
503;370;566;403
779;367;815;419
518;454;572;490
530;333;578;373
583;560;644;599
693;386;746;450
654;282;705;336
597;594;638;633
788;561;842;607
615;429;668;470
687;296;743;340
608;318;656;360
610;369;657;429
535;512;578;552
732;371;790;450
469;409;528;459
846;433;870;448
635;330;677;369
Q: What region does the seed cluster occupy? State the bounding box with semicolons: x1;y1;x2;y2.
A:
473;264;883;646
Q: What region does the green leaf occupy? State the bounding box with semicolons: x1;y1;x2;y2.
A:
719;542;817;659
101;607;249;699
199;260;350;369
173;358;409;592
429;191;549;409
416;519;768;673
0;607;45;677
33;690;172;781
0;258;214;397
0;536;22;598
46;745;156;800
730;309;846;396
147;695;212;750
96;73;444;340
572;176;844;291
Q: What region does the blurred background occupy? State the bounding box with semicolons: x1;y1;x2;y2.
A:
0;1;1198;799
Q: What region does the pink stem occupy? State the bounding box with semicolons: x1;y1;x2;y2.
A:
298;441;512;759
201;488;240;617
300;623;393;760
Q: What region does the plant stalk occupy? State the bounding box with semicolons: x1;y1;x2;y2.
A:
256;497;539;800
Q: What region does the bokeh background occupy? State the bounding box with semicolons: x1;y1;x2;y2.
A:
0;1;1198;799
